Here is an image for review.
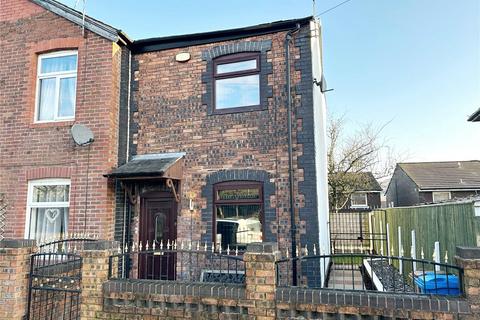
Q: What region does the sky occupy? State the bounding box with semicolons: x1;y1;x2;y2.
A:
60;0;480;162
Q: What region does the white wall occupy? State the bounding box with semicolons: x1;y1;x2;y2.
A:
310;19;330;256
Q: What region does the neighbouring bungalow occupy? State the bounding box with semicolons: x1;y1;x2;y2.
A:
386;161;480;207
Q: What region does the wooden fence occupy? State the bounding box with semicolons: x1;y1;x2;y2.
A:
372;200;479;265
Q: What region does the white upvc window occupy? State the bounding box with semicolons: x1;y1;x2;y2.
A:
25;179;70;243
432;191;451;203
351;192;368;208
35;51;78;122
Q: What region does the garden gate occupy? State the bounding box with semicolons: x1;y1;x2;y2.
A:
26;236;97;320
26;252;82;319
329;210;388;254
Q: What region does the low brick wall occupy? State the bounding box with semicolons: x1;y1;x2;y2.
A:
102;280;248;319
1;240;479;319
0;239;36;320
276;288;469;319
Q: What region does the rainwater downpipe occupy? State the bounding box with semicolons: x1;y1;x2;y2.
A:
285;24;300;286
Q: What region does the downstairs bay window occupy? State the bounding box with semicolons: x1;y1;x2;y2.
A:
25;179;70;243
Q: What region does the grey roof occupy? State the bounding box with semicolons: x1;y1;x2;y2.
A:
30;0;131;44
398;161;480;190
329;172;382;191
468;107;480;122
104;153;184;179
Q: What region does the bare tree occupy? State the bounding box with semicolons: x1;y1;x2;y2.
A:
327;115;399;212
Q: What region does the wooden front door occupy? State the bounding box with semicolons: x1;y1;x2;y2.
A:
139;193;176;280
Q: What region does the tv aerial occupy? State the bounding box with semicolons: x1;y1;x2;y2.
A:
71;124;95;146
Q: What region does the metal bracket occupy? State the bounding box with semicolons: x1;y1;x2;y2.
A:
120;182;137;205
166;179;180;203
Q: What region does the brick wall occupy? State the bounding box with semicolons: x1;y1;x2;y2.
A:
0;0;122;239
0;239;36;320
86;242;472;320
0;240;477;319
128;23;319;253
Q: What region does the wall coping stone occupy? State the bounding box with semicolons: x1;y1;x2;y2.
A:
83;240;118;250
276;288;470;314
0;238;36;248
456;246;480;260
246;242;278;254
104;279;246;299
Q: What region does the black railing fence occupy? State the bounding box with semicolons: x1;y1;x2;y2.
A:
38;233;99;253
108;240;245;284
276;249;464;296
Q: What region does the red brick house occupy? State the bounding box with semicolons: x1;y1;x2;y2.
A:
1;0;330;259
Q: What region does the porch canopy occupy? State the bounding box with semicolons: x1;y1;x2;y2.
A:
104;153;184;180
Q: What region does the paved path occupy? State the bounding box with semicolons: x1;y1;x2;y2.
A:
328;265;365;290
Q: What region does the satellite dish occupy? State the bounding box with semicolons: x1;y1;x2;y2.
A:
71;124;95;146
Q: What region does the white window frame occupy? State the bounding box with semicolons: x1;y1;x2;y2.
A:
432;191;451;203
34;50;78;123
350;192;368;208
24;178;71;240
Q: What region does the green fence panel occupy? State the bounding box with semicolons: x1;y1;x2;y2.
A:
372;202;478;266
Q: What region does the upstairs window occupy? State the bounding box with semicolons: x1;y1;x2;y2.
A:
25;179;70;243
213;52;260;113
351;192;368;208
35;51;78;122
214;181;263;250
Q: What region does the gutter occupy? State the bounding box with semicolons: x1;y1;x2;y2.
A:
285;23;300;286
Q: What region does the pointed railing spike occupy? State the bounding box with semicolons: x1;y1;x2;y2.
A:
188;241;192;251
211;243;215;253
117;245;121;254
167;240;171;250
421;247;424;259
313;244;317;255
304;244;308;256
152;241;156;251
227;244;230;255
286;248;289;258
235;246;239;256
146;241;149;251
196;242;200;251
180;241;184;250
173;240;177;250
124;243;128;253
204;242;207;252
219;245;222;254
296;245;299;257
160;240;164;250
445;251;448;263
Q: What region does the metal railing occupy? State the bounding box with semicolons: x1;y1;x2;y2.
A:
38;233;99;253
276;250;464;296
108;241;245;284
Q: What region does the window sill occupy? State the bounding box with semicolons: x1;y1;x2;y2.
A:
211;105;266;115
29;120;75;129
